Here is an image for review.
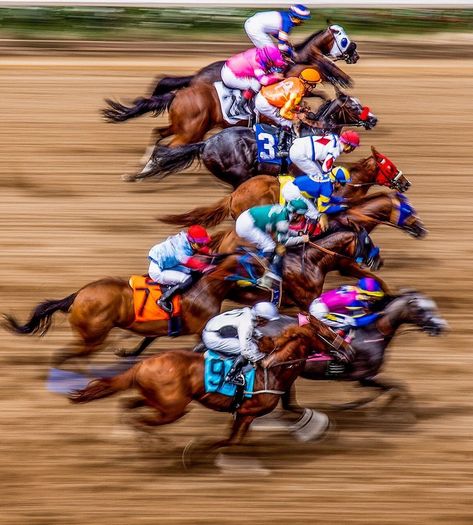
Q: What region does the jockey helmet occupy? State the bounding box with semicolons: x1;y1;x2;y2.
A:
257;46;286;69
330;166;351;186
340;130;360;148
299;68;322;85
287;198;309;215
187;225;211;245
357;278;384;298
252;302;280;321
289;4;311;20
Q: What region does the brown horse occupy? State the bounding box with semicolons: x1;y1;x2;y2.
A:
69;317;351;450
159;147;411;228
151;26;359;98
2;253;265;367
102;26;357;141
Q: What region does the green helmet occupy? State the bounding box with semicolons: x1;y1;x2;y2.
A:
287;199;308;214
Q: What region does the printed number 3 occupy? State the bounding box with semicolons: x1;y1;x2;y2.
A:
258;132;276;159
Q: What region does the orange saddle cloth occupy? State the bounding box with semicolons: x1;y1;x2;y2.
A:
129;275;182;323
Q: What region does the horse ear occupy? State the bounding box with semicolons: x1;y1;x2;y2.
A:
371;145;380;158
334;84;344;98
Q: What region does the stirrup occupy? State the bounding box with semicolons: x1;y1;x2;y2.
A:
226;373;245;387
157;298;172;314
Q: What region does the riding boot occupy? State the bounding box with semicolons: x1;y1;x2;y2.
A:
276;128;290;158
225;355;248;386
157;276;192;314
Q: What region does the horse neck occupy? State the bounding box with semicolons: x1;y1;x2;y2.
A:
377;296;410;336
312;231;355;268
344;193;393;232
296;30;332;62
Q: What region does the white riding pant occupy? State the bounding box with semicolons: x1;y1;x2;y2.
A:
244;21;275;48
221;64;261;93
202;330;261;360
254;92;293;128
148;265;190;285
281;180;319;220
309;300;351;329
235;210;276;253
289;137;325;179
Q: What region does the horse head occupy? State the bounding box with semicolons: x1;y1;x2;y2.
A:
304;91;377;134
371;146;411;193
387;291;448;336
391;192;428;239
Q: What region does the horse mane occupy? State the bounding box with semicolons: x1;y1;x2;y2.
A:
208;230;229;252
294;29;326;52
346;154;375;174
345;190;395;208
272;324;314;361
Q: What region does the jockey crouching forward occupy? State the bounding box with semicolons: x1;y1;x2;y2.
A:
244;4;311;57
235;199;310;298
148;225;214;314
221;46;286;113
202;302;280;386
285;130;360;230
309;277;385;345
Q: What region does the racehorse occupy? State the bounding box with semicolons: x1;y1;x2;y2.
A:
150;25;359;98
159;148;412;228
282;291;447;414
69;317;352;451
114;225;384;359
102;26;358;131
2;253;266;367
124;91;378;187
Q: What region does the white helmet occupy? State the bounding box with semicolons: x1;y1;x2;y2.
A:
251;302;280;321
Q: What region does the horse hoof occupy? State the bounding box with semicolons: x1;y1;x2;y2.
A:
121;173;137;183
251;413;291;432
289;408;331;443
114;347;130;358
215;453;271;476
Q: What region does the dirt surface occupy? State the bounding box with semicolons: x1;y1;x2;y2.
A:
1;42;472;524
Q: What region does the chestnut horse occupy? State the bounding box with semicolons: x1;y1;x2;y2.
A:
69;317;352;450
124;91;378;186
2;253;266;367
159;148;411;228
151;26;359;98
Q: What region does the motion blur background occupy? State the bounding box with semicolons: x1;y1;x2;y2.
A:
1;2;472;524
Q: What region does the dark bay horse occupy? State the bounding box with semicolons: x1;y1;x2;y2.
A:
124;92;378;187
159;148;411;229
151;25;359;98
102;26;357;130
2;253;266;367
69;317;352;451
283;291;447;413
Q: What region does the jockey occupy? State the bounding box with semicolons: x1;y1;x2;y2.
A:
254;68;322;155
148;225;214;314
221;46;287;111
235;199;309;295
282;165;352;230
202;301;280;386
286;130;360;229
309;277;385;343
244;4;311;57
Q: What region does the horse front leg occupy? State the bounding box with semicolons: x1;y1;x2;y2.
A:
211;413;255;450
281;385;304;415
359;376;414;411
115;336;157;358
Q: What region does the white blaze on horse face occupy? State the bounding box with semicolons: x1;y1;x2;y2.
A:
417;298;437;312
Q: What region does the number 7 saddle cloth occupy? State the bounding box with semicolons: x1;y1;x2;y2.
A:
129;275;182;323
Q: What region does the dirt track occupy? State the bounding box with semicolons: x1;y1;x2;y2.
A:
1;43;473;524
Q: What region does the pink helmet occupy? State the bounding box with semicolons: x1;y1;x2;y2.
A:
257;46;286;69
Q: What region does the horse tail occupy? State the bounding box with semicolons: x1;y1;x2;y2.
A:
101;93;175;123
152;75;194;96
3;292;77;336
159;195;231;228
69;365;137;404
132;142;205;182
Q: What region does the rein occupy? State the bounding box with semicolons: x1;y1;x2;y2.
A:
308;239;354;260
345;194;405;231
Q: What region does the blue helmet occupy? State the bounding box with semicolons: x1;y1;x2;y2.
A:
289;4;311;20
357;278;384;298
330;166;351;186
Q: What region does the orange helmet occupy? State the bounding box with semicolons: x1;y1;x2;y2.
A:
299;68;322;84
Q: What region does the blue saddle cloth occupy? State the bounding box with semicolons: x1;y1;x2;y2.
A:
255;123;282;166
204;350;256;398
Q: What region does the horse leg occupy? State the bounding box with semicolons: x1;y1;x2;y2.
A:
280;385;304;415
359;377;414;410
115;336;157;358
211;413;255;450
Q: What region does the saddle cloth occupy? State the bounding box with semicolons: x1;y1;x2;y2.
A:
214;81;252;124
255;123;282;166
204;350;256;398
129;275;182;323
